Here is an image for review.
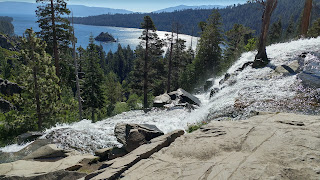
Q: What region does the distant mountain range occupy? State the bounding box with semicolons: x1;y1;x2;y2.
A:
0;2;226;17
0;1;133;17
153;5;225;13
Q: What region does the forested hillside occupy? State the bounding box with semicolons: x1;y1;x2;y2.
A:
72;0;319;36
0;17;14;35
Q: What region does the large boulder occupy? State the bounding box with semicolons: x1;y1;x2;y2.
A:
153;93;171;107
85;130;184;180
23;144;67;160
274;60;301;75
0;139;52;164
168;88;201;106
17;131;44;145
94;147;127;161
153;88;201;109
298;72;320;88
114;124;164;152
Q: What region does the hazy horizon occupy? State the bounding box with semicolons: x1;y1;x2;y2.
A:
0;0;247;12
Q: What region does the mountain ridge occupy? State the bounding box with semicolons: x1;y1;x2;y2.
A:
152;5;226;13
0;1;133;17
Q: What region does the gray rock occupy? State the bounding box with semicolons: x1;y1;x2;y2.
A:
114;124;164;152
210;88;220;99
298;72;320;88
275;60;300;75
204;78;214;92
119;113;320;180
0;78;23;96
17;131;44;145
169;88;201;106
153;93;171;107
0;170;86;180
0;154;96;179
94;147;127;161
0;139;52;164
219;73;231;85
85;130;184;180
23;144;67;160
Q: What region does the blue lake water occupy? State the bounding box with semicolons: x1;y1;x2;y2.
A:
1;14;198;53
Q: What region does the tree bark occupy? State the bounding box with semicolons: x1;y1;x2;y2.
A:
50;0;59;77
301;0;313;37
143;27;149;109
167;30;173;93
253;0;278;68
72;15;83;121
33;66;42;130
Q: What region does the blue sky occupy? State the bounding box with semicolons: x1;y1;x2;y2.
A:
0;0;248;12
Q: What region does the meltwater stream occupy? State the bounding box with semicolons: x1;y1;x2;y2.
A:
1;37;320;153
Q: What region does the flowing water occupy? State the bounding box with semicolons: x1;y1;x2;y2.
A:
1;37;320;153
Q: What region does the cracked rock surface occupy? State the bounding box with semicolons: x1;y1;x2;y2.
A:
120;113;320;180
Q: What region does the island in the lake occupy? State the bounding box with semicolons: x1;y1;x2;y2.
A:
95;32;117;42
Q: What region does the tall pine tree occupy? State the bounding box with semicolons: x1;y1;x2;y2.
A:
195;10;223;79
139;16;163;108
82;36;105;122
20;29;61;130
36;0;72;77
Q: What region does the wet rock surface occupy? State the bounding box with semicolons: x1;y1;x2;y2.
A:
119;113;320;180
114;123;164;152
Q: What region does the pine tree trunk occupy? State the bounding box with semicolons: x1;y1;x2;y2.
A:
301;0;313;36
143;28;149;109
33;67;42;130
50;0;59;77
253;0;278;68
72;15;83;121
91;108;95;122
167;31;173;93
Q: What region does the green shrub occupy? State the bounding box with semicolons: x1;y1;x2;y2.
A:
112;102;130;116
127;93;141;110
187;121;208;133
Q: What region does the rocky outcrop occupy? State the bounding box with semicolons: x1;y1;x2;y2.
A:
274;60;301;75
94;147;127;161
153;93;171;107
23;144;67;160
154;88;201;108
0;97;14;112
94;32;116;42
0;34;16;51
0;139;53;164
114;123;164;152
298;72;320;88
210;88;219;98
84;130;184;180
0;78;23;96
0;154;96;179
17;131;44;145
117;113;320;180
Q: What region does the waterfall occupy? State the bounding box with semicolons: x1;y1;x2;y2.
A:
1;37;319;153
